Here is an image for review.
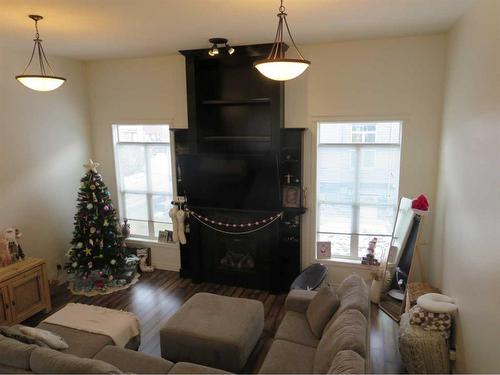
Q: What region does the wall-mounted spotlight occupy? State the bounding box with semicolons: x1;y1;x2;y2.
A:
208;38;235;56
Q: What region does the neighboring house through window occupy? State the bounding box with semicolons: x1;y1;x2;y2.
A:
112;124;173;239
316;121;402;260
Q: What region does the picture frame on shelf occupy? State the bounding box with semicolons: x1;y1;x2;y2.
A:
282;185;301;208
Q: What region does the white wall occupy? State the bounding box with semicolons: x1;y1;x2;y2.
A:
287;35;447;284
86;35;447;281
0;47;91;279
85;55;188;270
431;1;500;371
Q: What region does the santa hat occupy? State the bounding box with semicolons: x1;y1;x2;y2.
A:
412;194;429;215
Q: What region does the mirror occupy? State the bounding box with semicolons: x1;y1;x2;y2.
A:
378;197;422;321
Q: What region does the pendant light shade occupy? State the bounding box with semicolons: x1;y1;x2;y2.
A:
16;75;66;91
16;15;66;92
254;0;310;81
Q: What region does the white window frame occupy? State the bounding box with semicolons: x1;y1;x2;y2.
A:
315;120;402;261
112;123;174;240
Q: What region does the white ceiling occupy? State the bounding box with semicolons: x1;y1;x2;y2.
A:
0;0;474;61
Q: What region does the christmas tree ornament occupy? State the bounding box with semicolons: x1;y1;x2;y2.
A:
86;203;93;210
76;242;83;249
90;185;96;190
72;262;78;268
110;259;116;265
84;248;92;256
83;159;100;173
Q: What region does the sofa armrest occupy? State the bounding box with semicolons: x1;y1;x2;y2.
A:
94;345;174;374
285;289;318;313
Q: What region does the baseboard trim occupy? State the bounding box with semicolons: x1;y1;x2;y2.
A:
152;262;180;272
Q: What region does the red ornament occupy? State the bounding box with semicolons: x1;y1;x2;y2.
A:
94;280;105;289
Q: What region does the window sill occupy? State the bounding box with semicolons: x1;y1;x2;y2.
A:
316;258;380;271
126;237;179;250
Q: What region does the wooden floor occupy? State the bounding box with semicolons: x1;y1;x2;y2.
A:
25;269;405;373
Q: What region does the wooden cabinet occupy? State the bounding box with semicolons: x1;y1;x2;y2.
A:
0;287;11;325
0;258;51;325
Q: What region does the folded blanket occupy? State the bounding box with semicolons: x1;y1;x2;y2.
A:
409;305;451;338
43;303;140;347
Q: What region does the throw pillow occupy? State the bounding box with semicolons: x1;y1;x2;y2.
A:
306;287;340;338
16;325;69;350
0;326;47;347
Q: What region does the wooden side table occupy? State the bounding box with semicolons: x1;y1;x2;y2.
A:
0;257;51;325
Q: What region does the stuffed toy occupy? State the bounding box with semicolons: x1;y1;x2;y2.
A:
1;228;25;265
0;241;11;267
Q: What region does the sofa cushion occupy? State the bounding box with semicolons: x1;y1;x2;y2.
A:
0;334;38;370
324;274;369;334
170;362;232;374
327;350;366;374
313;309;367;373
30;347;121;373
275;311;319;348
306;287;339;338
258;339;315;374
285;289;318;313
94;345;174;374
336;274;369;317
0;363;32;373
37;322;113;358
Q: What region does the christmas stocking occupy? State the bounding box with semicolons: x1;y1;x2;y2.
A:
139;255;155;273
176;209;187;245
169;206;179;243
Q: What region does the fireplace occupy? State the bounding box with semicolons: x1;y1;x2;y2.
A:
195;208;278;290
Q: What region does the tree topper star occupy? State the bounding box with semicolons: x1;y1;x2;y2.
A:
83;159;100;173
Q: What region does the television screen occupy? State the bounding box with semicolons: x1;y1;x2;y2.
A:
177;153;280;211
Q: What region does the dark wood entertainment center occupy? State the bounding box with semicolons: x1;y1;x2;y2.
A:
173;43;305;293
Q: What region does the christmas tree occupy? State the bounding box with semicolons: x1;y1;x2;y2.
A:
66;160;126;281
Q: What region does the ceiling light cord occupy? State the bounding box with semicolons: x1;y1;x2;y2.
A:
21;17;55;76
268;1;304;60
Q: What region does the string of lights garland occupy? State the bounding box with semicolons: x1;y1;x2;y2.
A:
186;209;283;235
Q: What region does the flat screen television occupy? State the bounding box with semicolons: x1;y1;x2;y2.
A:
177;153;280;211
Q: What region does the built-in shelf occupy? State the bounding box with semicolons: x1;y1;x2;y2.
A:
203;136;272;142
282;207;307;215
201;98;271;105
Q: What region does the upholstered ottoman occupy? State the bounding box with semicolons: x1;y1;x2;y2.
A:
160;292;264;372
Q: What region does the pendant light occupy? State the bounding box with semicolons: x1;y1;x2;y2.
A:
254;0;310;81
16;15;66;92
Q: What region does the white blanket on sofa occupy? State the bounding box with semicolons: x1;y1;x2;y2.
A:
43;303;140;348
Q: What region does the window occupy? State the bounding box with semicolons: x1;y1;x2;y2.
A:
316;121;401;261
113;124;173;239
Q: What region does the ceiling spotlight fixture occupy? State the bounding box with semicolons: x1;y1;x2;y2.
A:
16;15;66;91
254;0;310;81
208;38;235;57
